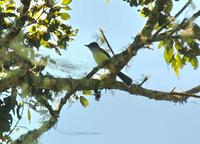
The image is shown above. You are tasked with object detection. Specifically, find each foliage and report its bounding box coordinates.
[0,0,76,142]
[124,0,200,76]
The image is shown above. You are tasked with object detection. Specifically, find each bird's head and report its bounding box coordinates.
[85,42,100,49]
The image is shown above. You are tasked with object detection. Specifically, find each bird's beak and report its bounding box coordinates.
[84,44,88,47]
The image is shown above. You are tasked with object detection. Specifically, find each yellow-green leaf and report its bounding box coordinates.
[83,90,92,96]
[28,109,31,124]
[171,58,179,77]
[64,6,71,10]
[183,55,189,63]
[175,54,183,69]
[190,57,198,69]
[174,41,182,50]
[164,38,173,50]
[29,26,36,34]
[60,13,70,20]
[18,101,24,107]
[164,48,173,64]
[61,0,72,5]
[158,41,164,48]
[6,4,15,12]
[80,96,89,108]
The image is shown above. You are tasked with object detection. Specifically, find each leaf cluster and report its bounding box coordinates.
[158,23,200,76]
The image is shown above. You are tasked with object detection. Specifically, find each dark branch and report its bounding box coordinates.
[153,0,192,37]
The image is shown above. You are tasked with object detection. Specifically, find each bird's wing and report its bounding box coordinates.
[99,48,111,58]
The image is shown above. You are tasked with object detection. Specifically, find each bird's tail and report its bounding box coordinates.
[117,72,132,86]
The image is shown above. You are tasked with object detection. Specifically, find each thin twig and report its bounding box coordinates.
[174,0,192,18]
[99,29,115,55]
[138,76,148,87]
[171,92,200,99]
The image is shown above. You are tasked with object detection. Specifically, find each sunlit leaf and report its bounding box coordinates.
[40,39,48,46]
[164,48,173,64]
[61,0,72,5]
[6,4,15,12]
[190,57,198,69]
[174,41,182,50]
[53,6,62,11]
[140,7,151,17]
[80,96,89,108]
[29,26,36,34]
[158,41,164,48]
[175,54,183,69]
[60,13,70,20]
[171,58,179,77]
[83,90,92,96]
[63,6,71,10]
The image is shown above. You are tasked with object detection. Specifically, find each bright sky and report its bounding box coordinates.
[37,0,200,144]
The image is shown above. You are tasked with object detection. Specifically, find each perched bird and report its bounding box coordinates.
[85,42,132,86]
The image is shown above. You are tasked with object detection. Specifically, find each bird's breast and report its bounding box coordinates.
[93,52,110,66]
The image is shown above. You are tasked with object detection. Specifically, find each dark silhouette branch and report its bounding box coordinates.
[153,0,192,37]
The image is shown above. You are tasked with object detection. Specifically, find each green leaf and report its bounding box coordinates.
[83,90,92,96]
[28,109,31,124]
[63,6,71,10]
[171,58,179,77]
[53,6,62,11]
[164,48,173,64]
[174,41,182,50]
[140,7,151,17]
[175,54,183,69]
[190,57,198,69]
[80,96,89,108]
[60,13,70,20]
[6,5,16,12]
[164,38,173,50]
[158,41,164,48]
[61,0,72,5]
[182,55,190,64]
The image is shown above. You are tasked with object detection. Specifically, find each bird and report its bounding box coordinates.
[85,42,132,86]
